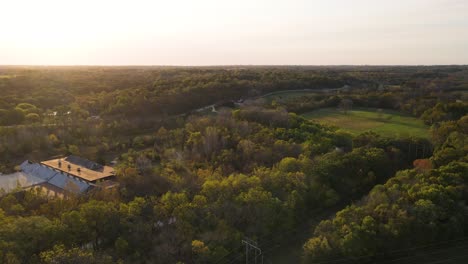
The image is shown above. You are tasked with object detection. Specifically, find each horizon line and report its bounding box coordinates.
[1,64,467,67]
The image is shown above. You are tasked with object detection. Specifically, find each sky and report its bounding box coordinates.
[1,0,468,65]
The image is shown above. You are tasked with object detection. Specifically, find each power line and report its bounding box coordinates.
[215,206,467,264]
[224,251,246,264]
[214,245,244,264]
[220,206,345,263]
[243,237,263,264]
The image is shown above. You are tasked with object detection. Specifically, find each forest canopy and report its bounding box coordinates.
[0,66,466,263]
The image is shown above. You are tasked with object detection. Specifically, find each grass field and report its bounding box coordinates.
[262,90,321,102]
[303,108,429,138]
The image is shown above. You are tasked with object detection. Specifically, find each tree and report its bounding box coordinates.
[0,216,62,262]
[67,145,80,156]
[25,113,40,123]
[40,245,113,264]
[48,134,60,146]
[339,99,353,114]
[191,240,210,263]
[15,103,39,115]
[413,159,432,172]
[75,201,120,250]
[0,109,24,125]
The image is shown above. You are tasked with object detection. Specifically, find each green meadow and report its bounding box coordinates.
[303,107,430,138]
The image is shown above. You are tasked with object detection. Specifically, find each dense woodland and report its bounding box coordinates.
[0,66,466,263]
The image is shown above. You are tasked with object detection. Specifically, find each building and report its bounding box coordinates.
[21,160,91,197]
[0,171,45,194]
[0,156,118,197]
[41,155,116,184]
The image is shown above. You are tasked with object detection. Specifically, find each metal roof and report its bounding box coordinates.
[17,160,91,194]
[47,173,90,194]
[0,172,46,193]
[20,161,58,181]
[65,155,104,171]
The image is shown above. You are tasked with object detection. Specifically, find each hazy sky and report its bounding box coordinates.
[1,0,467,65]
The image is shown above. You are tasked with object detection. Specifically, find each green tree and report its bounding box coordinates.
[40,244,113,264]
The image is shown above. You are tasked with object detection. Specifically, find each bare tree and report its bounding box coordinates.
[339,99,353,114]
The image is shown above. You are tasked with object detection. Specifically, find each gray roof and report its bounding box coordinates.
[65,155,104,172]
[0,172,46,192]
[10,160,91,194]
[20,161,58,181]
[47,173,90,193]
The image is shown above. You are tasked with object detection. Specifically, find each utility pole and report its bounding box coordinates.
[242,238,263,264]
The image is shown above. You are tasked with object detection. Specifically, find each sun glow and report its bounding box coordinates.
[1,0,467,65]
